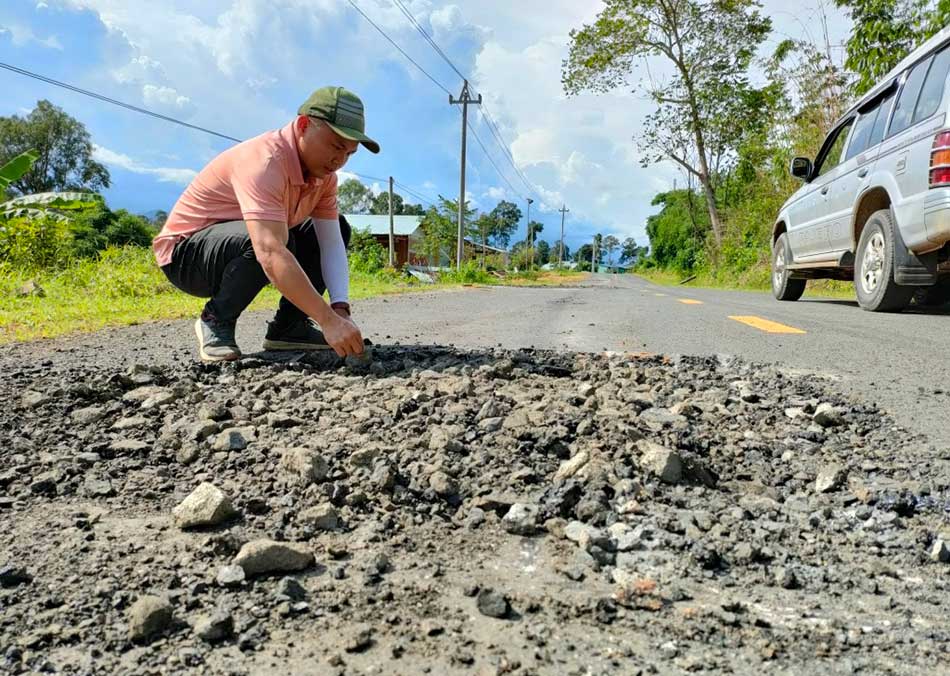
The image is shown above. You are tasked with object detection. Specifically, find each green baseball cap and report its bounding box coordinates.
[298,86,380,154]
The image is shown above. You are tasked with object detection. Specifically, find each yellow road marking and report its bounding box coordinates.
[729,315,806,334]
[678,299,703,305]
[654,293,667,297]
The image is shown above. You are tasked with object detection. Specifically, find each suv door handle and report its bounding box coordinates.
[857,167,869,178]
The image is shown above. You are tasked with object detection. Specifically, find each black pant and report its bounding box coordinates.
[160,216,351,324]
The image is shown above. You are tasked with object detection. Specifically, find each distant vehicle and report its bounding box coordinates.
[771,26,950,311]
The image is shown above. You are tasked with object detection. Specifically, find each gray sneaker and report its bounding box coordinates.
[194,312,241,362]
[262,317,331,351]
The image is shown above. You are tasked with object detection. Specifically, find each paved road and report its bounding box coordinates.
[4,273,948,446]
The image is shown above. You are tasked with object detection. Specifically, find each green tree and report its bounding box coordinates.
[563,0,771,249]
[370,190,400,215]
[602,235,620,267]
[401,202,425,215]
[0,100,110,196]
[338,178,373,214]
[535,239,551,264]
[835,0,950,95]
[620,236,644,264]
[419,204,455,268]
[487,200,522,248]
[550,240,571,265]
[644,189,709,272]
[150,210,168,229]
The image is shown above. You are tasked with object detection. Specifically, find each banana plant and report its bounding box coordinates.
[1,191,103,221]
[0,149,102,222]
[0,150,38,190]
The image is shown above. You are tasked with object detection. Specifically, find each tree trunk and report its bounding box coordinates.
[696,165,722,250]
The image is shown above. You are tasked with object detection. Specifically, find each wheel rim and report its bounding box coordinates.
[773,246,786,290]
[860,231,886,295]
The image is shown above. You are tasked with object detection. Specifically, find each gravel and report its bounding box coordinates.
[1,345,949,674]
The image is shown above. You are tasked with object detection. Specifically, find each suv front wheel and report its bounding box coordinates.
[772,233,806,301]
[854,209,914,312]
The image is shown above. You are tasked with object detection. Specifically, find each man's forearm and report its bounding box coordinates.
[260,248,333,324]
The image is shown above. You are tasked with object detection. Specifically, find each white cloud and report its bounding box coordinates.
[485,185,506,201]
[142,84,193,111]
[1,21,62,49]
[93,145,197,184]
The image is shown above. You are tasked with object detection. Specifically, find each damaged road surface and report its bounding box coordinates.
[2,345,949,675]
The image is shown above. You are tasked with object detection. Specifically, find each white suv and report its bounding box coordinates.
[771,26,950,311]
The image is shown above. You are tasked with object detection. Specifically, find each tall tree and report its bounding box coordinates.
[0,100,110,195]
[370,190,402,216]
[835,0,950,95]
[535,239,551,264]
[620,236,642,264]
[563,0,771,249]
[602,235,620,267]
[527,220,543,240]
[488,200,523,248]
[338,178,373,214]
[475,213,495,267]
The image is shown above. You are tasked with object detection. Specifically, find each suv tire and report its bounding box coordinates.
[854,209,914,312]
[772,233,806,301]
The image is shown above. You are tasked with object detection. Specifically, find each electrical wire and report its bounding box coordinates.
[0,62,242,143]
[384,0,543,202]
[344,0,453,97]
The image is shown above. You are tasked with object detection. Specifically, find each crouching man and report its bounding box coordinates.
[152,86,378,361]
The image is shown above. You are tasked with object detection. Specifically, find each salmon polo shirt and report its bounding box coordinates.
[152,120,339,267]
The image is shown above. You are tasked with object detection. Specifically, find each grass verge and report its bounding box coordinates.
[0,249,591,345]
[0,247,433,344]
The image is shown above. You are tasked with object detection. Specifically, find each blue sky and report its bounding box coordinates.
[0,0,851,253]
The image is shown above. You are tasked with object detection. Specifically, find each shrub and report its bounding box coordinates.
[348,226,386,274]
[0,215,73,269]
[439,260,493,284]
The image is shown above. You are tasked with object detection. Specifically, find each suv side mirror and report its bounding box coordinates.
[790,157,813,181]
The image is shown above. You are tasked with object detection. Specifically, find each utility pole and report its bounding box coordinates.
[557,205,569,269]
[450,80,481,269]
[526,197,534,269]
[388,176,395,268]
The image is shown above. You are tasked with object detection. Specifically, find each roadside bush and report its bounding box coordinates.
[0,215,73,269]
[439,260,493,284]
[70,205,154,256]
[52,246,173,298]
[348,226,386,274]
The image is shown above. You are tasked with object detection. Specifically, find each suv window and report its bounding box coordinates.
[913,46,950,123]
[889,55,933,136]
[816,119,855,178]
[846,108,879,161]
[868,90,896,148]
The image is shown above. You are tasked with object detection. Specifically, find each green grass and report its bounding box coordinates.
[0,248,593,344]
[0,247,434,344]
[634,267,856,301]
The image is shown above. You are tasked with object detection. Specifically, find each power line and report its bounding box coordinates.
[463,113,523,199]
[393,179,437,206]
[383,0,543,203]
[391,0,466,82]
[344,0,453,97]
[479,107,539,196]
[0,61,442,209]
[0,61,242,143]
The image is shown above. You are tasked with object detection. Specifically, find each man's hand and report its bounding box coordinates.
[331,301,351,319]
[322,312,364,357]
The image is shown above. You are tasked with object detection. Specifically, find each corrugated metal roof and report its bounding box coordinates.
[343,214,423,236]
